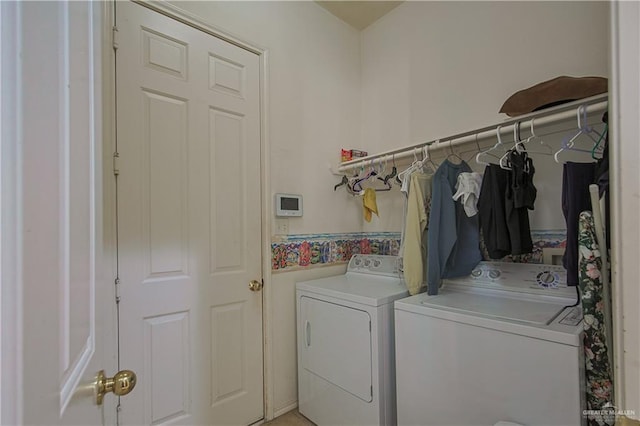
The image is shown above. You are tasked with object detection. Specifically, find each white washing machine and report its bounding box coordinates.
[296,254,409,425]
[394,261,585,426]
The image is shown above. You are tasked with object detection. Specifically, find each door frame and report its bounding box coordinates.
[103,1,275,421]
[609,0,640,416]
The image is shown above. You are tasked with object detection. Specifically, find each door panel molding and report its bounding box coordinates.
[58,2,98,412]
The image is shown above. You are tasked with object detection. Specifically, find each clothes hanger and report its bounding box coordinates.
[333,164,361,194]
[498,149,513,170]
[333,175,348,191]
[393,154,403,185]
[422,145,439,173]
[353,159,394,193]
[521,117,553,156]
[397,147,421,183]
[569,104,603,145]
[499,122,537,170]
[382,155,398,184]
[591,123,608,160]
[446,139,463,164]
[352,160,378,192]
[513,122,527,153]
[476,125,507,166]
[374,157,385,182]
[373,177,393,192]
[459,134,483,163]
[346,165,366,194]
[498,124,523,170]
[373,157,393,191]
[501,122,539,173]
[591,109,609,159]
[554,105,604,163]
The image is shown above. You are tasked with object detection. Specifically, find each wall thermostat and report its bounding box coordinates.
[275,193,303,217]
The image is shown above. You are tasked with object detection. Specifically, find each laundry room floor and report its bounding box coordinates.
[264,410,315,426]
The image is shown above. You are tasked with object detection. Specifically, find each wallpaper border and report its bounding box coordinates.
[271,230,567,272]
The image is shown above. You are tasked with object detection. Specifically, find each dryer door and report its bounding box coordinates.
[300,296,373,402]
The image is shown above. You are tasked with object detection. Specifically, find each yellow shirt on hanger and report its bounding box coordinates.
[402,172,432,295]
[363,187,378,222]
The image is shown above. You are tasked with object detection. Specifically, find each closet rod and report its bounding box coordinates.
[338,93,608,173]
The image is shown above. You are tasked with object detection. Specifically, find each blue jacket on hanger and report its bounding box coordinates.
[427,159,482,295]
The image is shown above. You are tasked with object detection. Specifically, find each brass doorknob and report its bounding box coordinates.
[95,369,137,405]
[249,279,263,291]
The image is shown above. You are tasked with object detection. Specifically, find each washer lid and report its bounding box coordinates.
[296,273,408,307]
[420,291,567,325]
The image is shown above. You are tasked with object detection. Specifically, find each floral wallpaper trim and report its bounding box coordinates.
[271,232,400,271]
[271,230,567,272]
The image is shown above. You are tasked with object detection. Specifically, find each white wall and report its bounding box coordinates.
[361,1,610,232]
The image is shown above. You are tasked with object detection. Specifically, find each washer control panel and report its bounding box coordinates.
[559,306,583,326]
[446,261,573,298]
[536,270,562,289]
[348,254,400,277]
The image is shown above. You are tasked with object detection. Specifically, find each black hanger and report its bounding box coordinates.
[334,175,348,191]
[352,170,377,192]
[383,166,397,184]
[375,179,392,192]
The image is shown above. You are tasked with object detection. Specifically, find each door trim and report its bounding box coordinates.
[1,3,22,424]
[609,0,640,415]
[100,1,119,423]
[104,1,275,421]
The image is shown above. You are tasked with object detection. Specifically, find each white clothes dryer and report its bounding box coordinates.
[394,261,585,426]
[296,254,409,425]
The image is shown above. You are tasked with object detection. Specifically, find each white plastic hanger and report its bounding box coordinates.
[521,117,553,156]
[498,149,512,170]
[498,124,524,170]
[422,145,438,173]
[396,147,421,187]
[476,125,507,166]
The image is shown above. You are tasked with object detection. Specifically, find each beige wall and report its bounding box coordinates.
[361,1,610,232]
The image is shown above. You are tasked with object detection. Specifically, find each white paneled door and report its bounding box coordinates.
[5,1,113,424]
[115,3,264,425]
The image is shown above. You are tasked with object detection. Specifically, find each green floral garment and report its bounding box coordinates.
[578,211,614,426]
